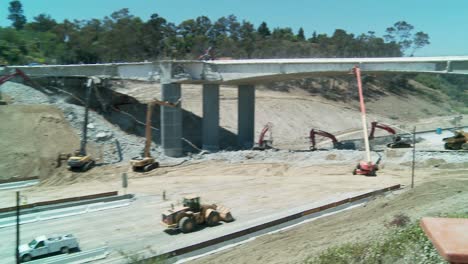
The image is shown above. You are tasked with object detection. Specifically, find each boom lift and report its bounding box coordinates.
[130,99,180,172]
[67,78,96,172]
[309,129,355,151]
[352,66,379,176]
[253,122,274,150]
[369,121,411,148]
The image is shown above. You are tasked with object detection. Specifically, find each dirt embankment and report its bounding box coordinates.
[192,177,468,264]
[0,105,82,180]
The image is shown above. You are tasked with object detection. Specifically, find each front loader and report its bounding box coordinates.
[161,196,234,233]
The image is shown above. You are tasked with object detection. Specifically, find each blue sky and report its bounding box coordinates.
[1,0,466,56]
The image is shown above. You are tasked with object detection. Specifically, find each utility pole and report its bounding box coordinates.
[16,191,20,264]
[411,127,416,189]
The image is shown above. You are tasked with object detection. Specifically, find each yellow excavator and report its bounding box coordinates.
[130,99,180,172]
[67,78,97,172]
[443,130,468,150]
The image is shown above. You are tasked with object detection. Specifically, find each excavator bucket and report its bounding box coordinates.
[215,204,234,222]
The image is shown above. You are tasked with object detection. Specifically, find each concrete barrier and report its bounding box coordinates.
[28,247,109,264]
[0,195,134,228]
[0,179,39,190]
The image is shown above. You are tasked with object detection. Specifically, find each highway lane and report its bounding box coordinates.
[0,190,370,263]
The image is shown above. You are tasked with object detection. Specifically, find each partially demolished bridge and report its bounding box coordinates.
[3,56,468,157]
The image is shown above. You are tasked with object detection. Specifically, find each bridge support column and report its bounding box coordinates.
[202,84,220,151]
[161,83,183,157]
[238,85,255,149]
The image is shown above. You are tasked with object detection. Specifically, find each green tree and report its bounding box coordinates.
[8,0,27,30]
[297,27,305,41]
[411,31,430,56]
[257,21,271,38]
[28,14,57,32]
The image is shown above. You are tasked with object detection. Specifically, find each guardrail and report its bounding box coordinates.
[0,191,119,214]
[0,178,40,191]
[28,247,109,264]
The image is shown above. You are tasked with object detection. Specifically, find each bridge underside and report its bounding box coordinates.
[2,56,468,156]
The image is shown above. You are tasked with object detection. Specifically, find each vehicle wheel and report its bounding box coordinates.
[206,211,220,226]
[352,169,357,175]
[22,254,32,262]
[179,216,196,233]
[368,170,377,177]
[61,246,69,254]
[143,163,157,172]
[462,143,468,150]
[223,212,234,222]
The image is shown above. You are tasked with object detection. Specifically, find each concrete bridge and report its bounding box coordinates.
[2,56,468,157]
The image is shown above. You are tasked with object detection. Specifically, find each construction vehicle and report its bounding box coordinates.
[130,99,180,172]
[369,121,412,148]
[351,66,379,176]
[0,68,34,87]
[161,196,234,233]
[309,129,355,151]
[443,130,468,150]
[253,122,274,150]
[67,78,96,172]
[353,152,382,176]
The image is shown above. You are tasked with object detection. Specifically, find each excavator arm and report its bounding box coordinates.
[368,121,396,139]
[309,129,339,150]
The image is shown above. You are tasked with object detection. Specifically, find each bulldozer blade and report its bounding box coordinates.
[216,205,234,222]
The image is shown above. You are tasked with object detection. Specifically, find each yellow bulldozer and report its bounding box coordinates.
[161,196,234,233]
[443,130,468,150]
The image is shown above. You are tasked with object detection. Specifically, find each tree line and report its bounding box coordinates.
[1,0,430,65]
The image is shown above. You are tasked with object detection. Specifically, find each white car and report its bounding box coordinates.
[19,234,79,262]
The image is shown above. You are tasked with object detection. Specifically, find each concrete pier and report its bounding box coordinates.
[161,83,182,157]
[202,84,220,151]
[238,85,255,149]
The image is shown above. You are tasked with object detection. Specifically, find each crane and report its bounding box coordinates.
[67,78,97,172]
[130,99,180,172]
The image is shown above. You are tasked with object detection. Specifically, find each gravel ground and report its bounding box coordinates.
[0,82,186,164]
[1,81,465,167]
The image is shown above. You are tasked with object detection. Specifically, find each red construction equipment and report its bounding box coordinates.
[369,121,412,148]
[253,122,273,150]
[0,68,34,86]
[309,129,355,151]
[352,66,378,176]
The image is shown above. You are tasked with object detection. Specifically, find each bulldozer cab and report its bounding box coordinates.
[183,196,201,212]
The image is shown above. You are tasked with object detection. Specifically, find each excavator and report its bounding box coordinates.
[443,130,468,150]
[369,121,411,148]
[0,69,37,104]
[67,78,96,172]
[309,129,355,151]
[130,99,180,172]
[252,122,274,150]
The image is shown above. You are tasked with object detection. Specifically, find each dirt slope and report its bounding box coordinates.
[0,105,81,179]
[191,176,468,264]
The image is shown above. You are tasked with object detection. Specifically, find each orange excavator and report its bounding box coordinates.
[309,129,355,151]
[253,123,274,150]
[369,121,412,148]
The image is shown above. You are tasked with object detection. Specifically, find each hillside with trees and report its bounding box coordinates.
[1,1,466,112]
[1,1,430,65]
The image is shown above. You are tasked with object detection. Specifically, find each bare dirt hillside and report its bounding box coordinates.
[191,177,468,264]
[0,105,83,179]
